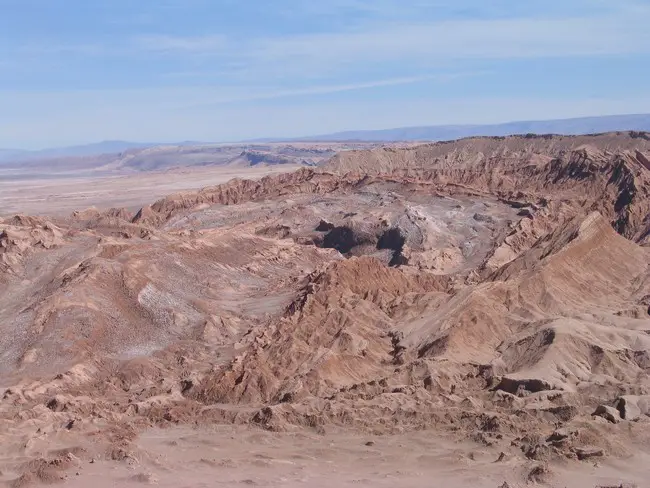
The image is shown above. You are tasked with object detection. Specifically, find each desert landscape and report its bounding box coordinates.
[0,131,649,487]
[0,142,382,216]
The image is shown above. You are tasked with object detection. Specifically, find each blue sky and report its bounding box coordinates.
[1,0,650,148]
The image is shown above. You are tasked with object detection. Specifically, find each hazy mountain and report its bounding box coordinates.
[3,114,650,164]
[297,114,650,142]
[0,142,368,175]
[0,140,228,164]
[0,149,29,161]
[0,141,159,162]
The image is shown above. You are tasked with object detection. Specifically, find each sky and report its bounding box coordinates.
[1,0,650,149]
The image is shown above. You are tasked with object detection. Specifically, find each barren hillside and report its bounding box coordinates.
[1,132,649,487]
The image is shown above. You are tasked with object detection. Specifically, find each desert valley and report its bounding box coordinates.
[0,132,649,487]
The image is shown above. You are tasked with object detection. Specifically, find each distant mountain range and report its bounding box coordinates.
[0,141,155,163]
[296,114,650,142]
[0,149,29,160]
[2,114,650,162]
[0,140,215,163]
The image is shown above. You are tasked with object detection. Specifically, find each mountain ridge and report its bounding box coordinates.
[296,113,650,142]
[3,114,650,161]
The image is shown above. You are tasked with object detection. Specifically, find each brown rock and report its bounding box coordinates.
[614,395,650,421]
[593,404,621,424]
[574,447,604,460]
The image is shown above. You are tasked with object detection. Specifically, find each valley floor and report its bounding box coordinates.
[2,425,646,488]
[0,165,302,217]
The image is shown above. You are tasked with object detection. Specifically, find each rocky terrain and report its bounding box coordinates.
[0,141,382,218]
[1,132,650,487]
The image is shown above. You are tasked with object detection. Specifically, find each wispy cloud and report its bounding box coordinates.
[136,34,228,54]
[4,1,649,84]
[128,7,650,84]
[280,0,648,20]
[1,0,649,147]
[17,43,108,56]
[175,72,483,108]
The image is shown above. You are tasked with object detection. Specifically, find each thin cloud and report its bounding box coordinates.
[5,3,648,82]
[136,34,228,53]
[176,72,484,109]
[131,10,650,68]
[1,0,648,147]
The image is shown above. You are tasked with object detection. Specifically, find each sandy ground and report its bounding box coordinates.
[5,425,644,488]
[0,165,302,217]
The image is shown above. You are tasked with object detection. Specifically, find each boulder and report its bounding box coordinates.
[546,427,578,444]
[593,404,621,424]
[574,447,604,460]
[614,395,650,421]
